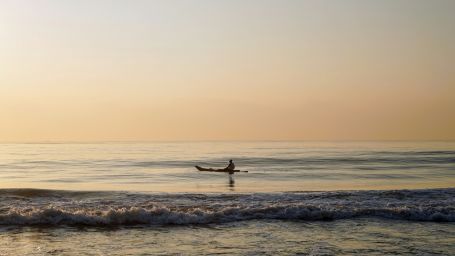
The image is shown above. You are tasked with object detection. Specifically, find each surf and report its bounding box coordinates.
[0,188,454,226]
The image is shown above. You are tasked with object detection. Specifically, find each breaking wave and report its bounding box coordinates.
[0,188,454,226]
[1,205,454,226]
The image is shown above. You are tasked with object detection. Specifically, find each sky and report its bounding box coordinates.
[1,0,454,142]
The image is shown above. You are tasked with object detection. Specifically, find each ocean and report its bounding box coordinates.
[0,142,454,255]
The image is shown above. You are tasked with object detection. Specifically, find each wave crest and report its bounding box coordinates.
[1,204,454,226]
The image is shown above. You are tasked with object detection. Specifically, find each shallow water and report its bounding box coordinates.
[1,219,454,255]
[0,142,454,255]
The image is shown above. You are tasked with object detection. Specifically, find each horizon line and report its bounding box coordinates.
[1,139,455,144]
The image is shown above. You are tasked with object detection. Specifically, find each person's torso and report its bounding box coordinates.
[227,163,235,170]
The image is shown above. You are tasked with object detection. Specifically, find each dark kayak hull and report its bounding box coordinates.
[195,166,246,173]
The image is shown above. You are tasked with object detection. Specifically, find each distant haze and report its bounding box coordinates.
[1,0,454,141]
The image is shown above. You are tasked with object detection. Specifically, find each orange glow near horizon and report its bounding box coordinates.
[1,0,454,142]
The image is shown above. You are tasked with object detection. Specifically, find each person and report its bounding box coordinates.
[225,159,235,171]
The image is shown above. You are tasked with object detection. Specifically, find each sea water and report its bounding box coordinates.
[0,142,454,255]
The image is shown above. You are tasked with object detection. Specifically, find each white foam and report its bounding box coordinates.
[1,203,454,226]
[1,188,454,226]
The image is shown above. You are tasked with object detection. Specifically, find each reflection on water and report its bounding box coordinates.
[0,219,453,255]
[0,142,454,256]
[229,174,235,185]
[228,174,235,191]
[0,141,454,192]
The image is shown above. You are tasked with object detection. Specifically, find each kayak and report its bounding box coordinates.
[195,165,247,173]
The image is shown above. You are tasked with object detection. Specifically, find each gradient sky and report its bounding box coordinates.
[1,0,454,141]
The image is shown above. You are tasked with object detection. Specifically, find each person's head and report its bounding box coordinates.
[229,159,233,163]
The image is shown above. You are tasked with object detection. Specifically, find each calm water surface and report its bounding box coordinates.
[1,141,454,192]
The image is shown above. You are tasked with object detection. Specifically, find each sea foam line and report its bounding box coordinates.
[1,204,453,226]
